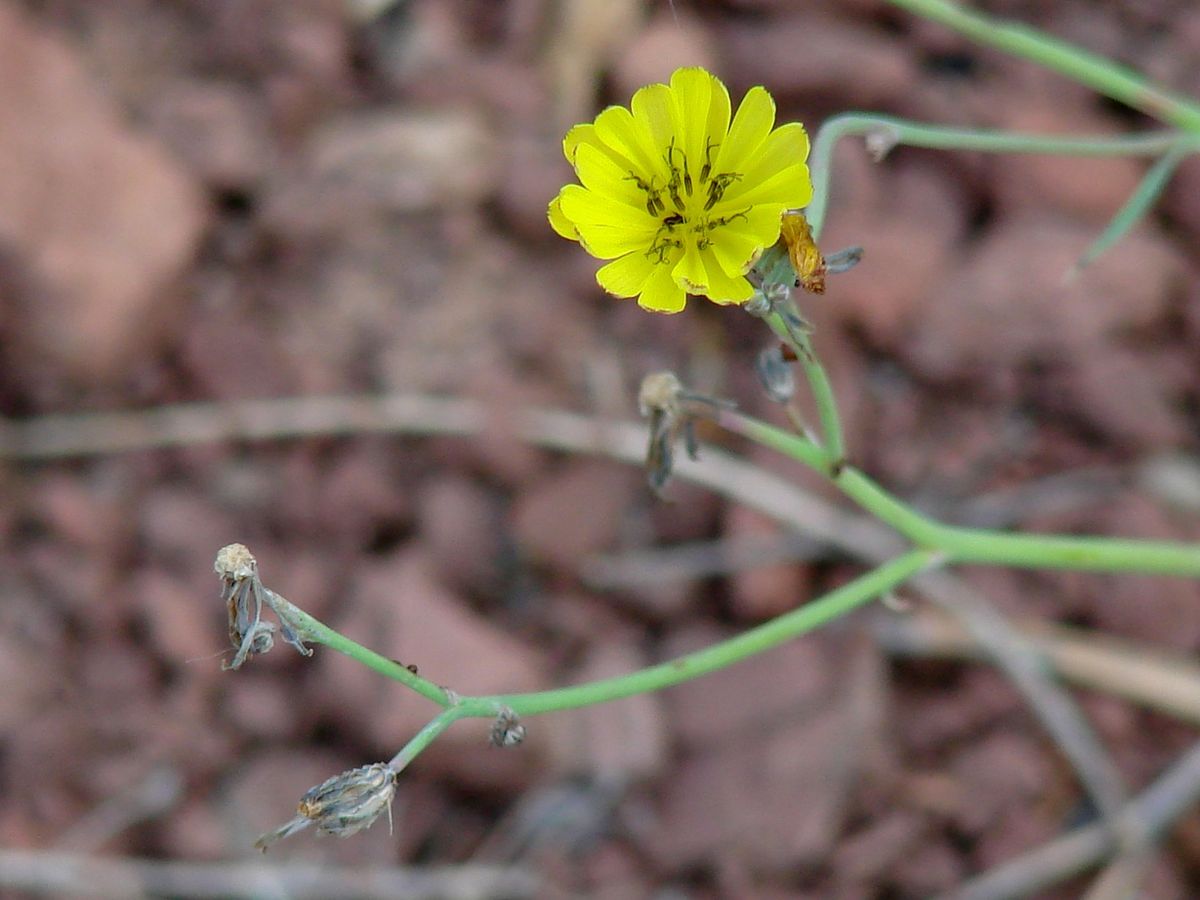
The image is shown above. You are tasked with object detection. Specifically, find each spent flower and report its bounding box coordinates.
[549,67,812,313]
[639,371,734,495]
[255,763,398,851]
[216,543,314,669]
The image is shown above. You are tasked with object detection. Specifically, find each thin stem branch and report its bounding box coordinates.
[286,550,935,721]
[806,113,1200,238]
[881,0,1200,133]
[475,550,936,715]
[274,594,454,707]
[722,412,1200,578]
[1072,145,1191,273]
[388,708,467,769]
[761,310,846,469]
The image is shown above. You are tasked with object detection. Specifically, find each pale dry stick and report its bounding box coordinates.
[942,739,1200,900]
[56,766,184,853]
[581,531,830,591]
[0,395,1128,828]
[877,609,1200,727]
[0,849,537,899]
[584,468,1125,590]
[1082,851,1155,900]
[913,571,1127,819]
[0,394,890,553]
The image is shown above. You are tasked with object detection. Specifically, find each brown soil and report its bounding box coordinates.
[3,1,1200,896]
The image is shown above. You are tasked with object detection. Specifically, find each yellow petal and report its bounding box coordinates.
[715,203,786,248]
[574,222,658,259]
[668,68,714,180]
[630,82,679,162]
[563,123,597,165]
[558,184,657,229]
[596,252,655,297]
[722,164,812,211]
[703,75,732,165]
[739,123,810,185]
[713,85,775,177]
[707,226,765,276]
[575,143,647,209]
[698,247,756,304]
[638,256,687,313]
[672,240,708,292]
[593,105,663,183]
[547,194,578,241]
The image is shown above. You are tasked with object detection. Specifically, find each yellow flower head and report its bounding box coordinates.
[548,67,812,314]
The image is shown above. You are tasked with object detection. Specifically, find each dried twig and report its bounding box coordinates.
[876,607,1200,727]
[942,740,1200,900]
[0,848,537,899]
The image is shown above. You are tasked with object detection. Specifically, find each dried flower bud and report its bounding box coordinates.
[217,543,276,671]
[638,371,684,419]
[216,543,313,669]
[755,345,796,403]
[637,371,736,496]
[215,542,257,581]
[489,707,526,748]
[255,763,398,852]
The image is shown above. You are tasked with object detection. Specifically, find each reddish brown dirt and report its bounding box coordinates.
[3,1,1200,896]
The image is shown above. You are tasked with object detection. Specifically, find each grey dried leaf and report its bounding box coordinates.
[755,345,796,403]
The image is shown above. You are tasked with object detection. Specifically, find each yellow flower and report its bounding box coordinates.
[548,67,812,314]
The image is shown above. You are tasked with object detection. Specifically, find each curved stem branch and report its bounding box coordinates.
[806,113,1200,238]
[476,550,936,715]
[722,412,1200,577]
[761,310,846,469]
[387,708,467,770]
[881,0,1200,133]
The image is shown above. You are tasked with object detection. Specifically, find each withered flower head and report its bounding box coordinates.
[216,543,313,670]
[255,763,398,852]
[638,371,733,496]
[216,543,276,670]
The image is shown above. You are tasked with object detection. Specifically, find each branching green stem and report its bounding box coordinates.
[240,1,1200,812]
[723,412,1200,578]
[299,550,937,739]
[387,708,466,770]
[806,114,1200,238]
[881,0,1200,133]
[278,600,454,707]
[478,550,936,715]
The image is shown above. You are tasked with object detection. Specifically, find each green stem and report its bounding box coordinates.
[724,412,1200,578]
[280,551,934,719]
[806,114,1200,238]
[476,550,936,715]
[280,601,454,707]
[882,0,1200,133]
[387,707,465,770]
[761,309,846,469]
[1073,146,1191,272]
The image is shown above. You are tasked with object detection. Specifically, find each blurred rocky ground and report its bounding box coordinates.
[2,0,1200,896]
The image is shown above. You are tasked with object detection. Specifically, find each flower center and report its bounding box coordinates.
[627,140,747,266]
